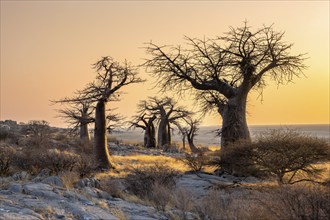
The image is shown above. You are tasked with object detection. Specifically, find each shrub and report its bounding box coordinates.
[25,120,52,147]
[41,149,80,175]
[149,181,172,211]
[259,184,330,220]
[180,152,209,172]
[12,147,80,175]
[193,184,329,220]
[0,146,13,176]
[76,153,97,178]
[125,163,178,198]
[12,148,43,174]
[0,125,10,141]
[101,178,125,198]
[218,129,330,184]
[212,139,266,177]
[59,171,81,188]
[171,187,195,219]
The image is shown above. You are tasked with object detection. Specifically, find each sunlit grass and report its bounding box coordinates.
[207,145,221,152]
[96,154,189,179]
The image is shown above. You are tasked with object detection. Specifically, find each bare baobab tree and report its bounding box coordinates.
[106,109,125,134]
[55,57,143,169]
[54,100,94,141]
[175,117,201,153]
[76,56,144,169]
[129,114,157,148]
[138,97,190,149]
[144,23,306,164]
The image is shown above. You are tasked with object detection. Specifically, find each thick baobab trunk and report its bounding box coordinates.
[219,94,250,168]
[157,118,170,148]
[144,126,156,148]
[94,101,113,169]
[142,117,156,148]
[80,122,90,141]
[149,123,156,148]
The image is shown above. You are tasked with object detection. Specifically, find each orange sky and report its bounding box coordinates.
[1,1,329,127]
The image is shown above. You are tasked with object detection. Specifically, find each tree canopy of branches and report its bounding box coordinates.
[136,97,190,149]
[144,23,306,164]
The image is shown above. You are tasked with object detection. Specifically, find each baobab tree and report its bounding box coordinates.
[55,57,143,169]
[54,100,94,140]
[130,114,157,148]
[106,109,125,134]
[144,23,306,163]
[138,97,190,148]
[174,117,200,153]
[78,57,144,169]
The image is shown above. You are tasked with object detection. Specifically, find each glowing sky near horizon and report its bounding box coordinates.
[0,1,329,127]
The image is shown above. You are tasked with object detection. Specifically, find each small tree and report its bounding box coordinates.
[174,116,200,153]
[130,114,157,148]
[138,97,189,148]
[54,100,94,140]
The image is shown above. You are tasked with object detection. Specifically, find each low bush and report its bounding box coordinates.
[101,178,125,198]
[193,183,330,220]
[149,181,172,211]
[125,163,178,198]
[12,148,43,174]
[180,152,209,172]
[257,184,330,220]
[218,129,330,183]
[0,146,13,176]
[171,187,195,219]
[12,147,80,175]
[76,153,97,178]
[41,149,80,175]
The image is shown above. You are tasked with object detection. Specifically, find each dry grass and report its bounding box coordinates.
[96,154,188,179]
[110,208,127,220]
[59,170,80,188]
[207,145,221,152]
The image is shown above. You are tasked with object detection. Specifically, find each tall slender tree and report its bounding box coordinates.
[81,57,143,169]
[54,56,143,169]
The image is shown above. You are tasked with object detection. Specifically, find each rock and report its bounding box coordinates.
[62,190,94,205]
[12,171,30,181]
[75,177,101,189]
[8,183,22,193]
[22,183,63,200]
[37,168,52,178]
[41,176,65,188]
[108,198,168,220]
[0,203,43,220]
[81,187,112,200]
